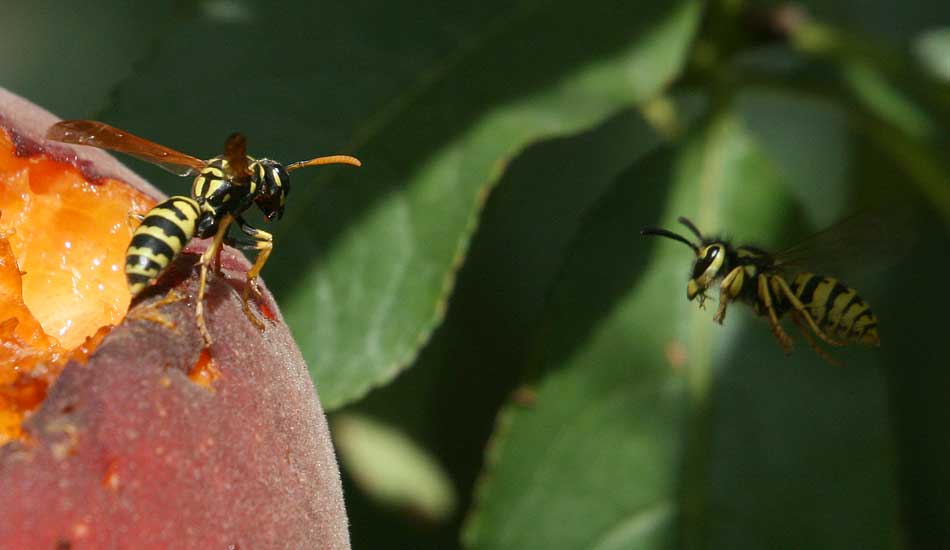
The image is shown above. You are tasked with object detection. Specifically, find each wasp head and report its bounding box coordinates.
[641,217,727,304]
[687,243,726,301]
[252,159,290,221]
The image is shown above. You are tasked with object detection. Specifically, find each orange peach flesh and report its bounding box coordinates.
[0,128,154,444]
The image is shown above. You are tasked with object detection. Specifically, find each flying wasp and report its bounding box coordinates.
[46,120,361,346]
[640,217,881,364]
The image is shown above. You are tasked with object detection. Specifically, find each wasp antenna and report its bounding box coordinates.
[286,155,362,171]
[640,227,699,254]
[677,217,704,241]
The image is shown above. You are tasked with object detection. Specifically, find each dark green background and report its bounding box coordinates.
[3,1,948,548]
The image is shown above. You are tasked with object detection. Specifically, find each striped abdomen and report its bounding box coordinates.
[126,196,200,296]
[786,273,879,345]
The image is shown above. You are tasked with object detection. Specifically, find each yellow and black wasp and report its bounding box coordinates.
[641,216,881,364]
[46,120,361,346]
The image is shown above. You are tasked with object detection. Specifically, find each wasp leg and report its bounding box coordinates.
[714,266,745,324]
[224,235,260,250]
[790,312,844,367]
[235,216,273,333]
[126,211,145,231]
[213,240,224,274]
[758,274,793,353]
[126,289,187,333]
[770,276,845,347]
[195,214,235,347]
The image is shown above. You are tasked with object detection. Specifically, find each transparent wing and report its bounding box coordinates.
[773,208,913,279]
[47,120,206,177]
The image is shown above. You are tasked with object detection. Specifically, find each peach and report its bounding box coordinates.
[0,88,349,549]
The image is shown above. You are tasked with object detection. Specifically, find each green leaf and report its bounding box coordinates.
[796,0,950,43]
[779,17,950,218]
[741,88,950,549]
[338,106,679,549]
[0,2,173,117]
[877,228,950,548]
[841,61,935,140]
[101,0,702,408]
[463,110,904,549]
[845,130,950,550]
[737,91,851,225]
[333,413,457,522]
[915,28,950,82]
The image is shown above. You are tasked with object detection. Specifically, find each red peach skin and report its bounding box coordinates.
[0,88,351,549]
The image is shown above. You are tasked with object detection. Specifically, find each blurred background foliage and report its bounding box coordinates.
[3,0,949,548]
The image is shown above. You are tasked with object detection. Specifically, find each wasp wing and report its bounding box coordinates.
[773,208,912,280]
[222,132,251,186]
[47,120,206,177]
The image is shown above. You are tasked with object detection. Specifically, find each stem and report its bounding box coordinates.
[677,108,736,550]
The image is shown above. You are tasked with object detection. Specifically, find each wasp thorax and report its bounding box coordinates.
[687,243,726,300]
[252,159,290,221]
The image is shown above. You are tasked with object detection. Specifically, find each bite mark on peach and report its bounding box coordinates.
[0,127,154,348]
[0,125,155,445]
[188,347,222,390]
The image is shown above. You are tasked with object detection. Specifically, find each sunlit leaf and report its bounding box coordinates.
[915,28,950,82]
[334,413,457,523]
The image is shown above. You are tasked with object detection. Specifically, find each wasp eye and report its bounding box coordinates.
[692,246,719,279]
